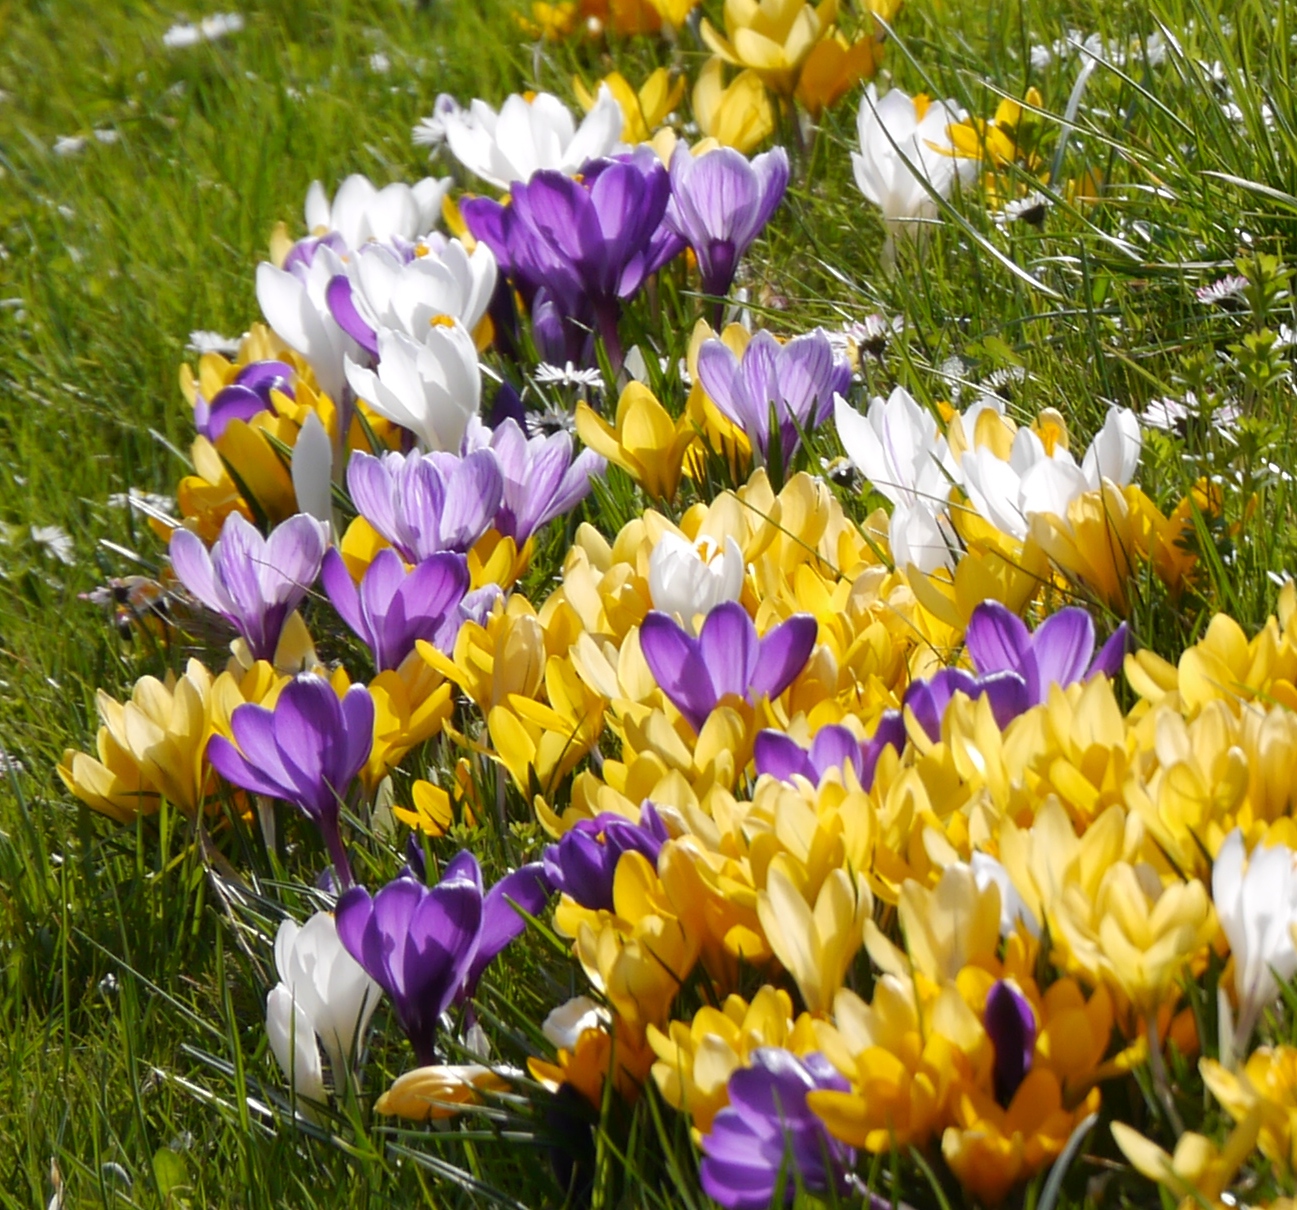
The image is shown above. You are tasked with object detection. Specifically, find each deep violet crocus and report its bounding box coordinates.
[542,806,669,912]
[320,547,470,671]
[753,713,905,791]
[347,447,504,563]
[965,600,1128,706]
[664,144,790,308]
[169,511,328,662]
[207,675,374,888]
[699,1049,855,1210]
[985,980,1037,1108]
[194,359,296,442]
[335,852,550,1064]
[696,329,850,466]
[902,667,1031,743]
[638,601,817,733]
[462,155,672,369]
[463,417,604,544]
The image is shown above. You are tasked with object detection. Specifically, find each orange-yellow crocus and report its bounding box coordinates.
[701,0,840,97]
[795,30,885,117]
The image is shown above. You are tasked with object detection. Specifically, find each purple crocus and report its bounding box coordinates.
[335,852,550,1064]
[985,980,1036,1108]
[347,448,504,562]
[965,600,1128,706]
[207,674,374,887]
[169,512,327,662]
[696,329,850,467]
[194,360,297,442]
[699,1049,855,1210]
[462,155,671,368]
[462,418,603,544]
[542,806,669,912]
[664,144,790,309]
[638,602,817,733]
[902,667,1031,742]
[753,713,905,791]
[320,547,469,671]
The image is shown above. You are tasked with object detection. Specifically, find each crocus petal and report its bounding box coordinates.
[749,614,817,704]
[964,600,1031,676]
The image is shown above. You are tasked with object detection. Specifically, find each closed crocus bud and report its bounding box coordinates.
[274,912,382,1087]
[1214,829,1297,1056]
[265,984,327,1110]
[648,532,745,633]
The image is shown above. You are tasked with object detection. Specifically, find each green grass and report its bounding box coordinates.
[3,0,1297,1205]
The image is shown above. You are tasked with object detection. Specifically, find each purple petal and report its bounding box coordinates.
[808,724,864,782]
[321,547,367,646]
[169,528,228,616]
[1024,608,1095,704]
[753,730,813,782]
[464,863,552,997]
[326,274,379,360]
[335,684,376,789]
[696,339,747,431]
[1089,622,1129,680]
[438,450,504,552]
[347,452,402,554]
[749,614,817,704]
[206,385,271,442]
[207,732,289,801]
[639,611,716,732]
[699,601,760,702]
[965,601,1031,676]
[986,980,1036,1107]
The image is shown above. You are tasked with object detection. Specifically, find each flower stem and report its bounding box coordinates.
[1145,1013,1185,1135]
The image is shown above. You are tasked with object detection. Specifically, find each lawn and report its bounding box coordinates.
[3,0,1297,1206]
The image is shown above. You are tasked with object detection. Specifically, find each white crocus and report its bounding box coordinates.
[834,388,956,573]
[344,323,480,452]
[439,86,624,189]
[343,235,498,340]
[648,532,744,632]
[852,85,977,250]
[256,246,358,403]
[1213,829,1297,1058]
[961,405,1142,542]
[303,173,451,248]
[265,985,327,1108]
[272,912,382,1087]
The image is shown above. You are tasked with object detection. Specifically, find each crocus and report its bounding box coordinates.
[347,448,504,562]
[269,911,382,1092]
[696,328,850,466]
[833,387,955,574]
[852,85,976,251]
[638,601,817,732]
[1213,829,1297,1056]
[692,57,776,154]
[699,1049,855,1210]
[648,531,744,632]
[463,418,603,545]
[344,322,481,453]
[542,807,669,912]
[964,600,1128,706]
[699,0,839,96]
[207,675,374,887]
[194,359,295,442]
[256,244,360,403]
[336,852,550,1064]
[462,156,672,368]
[169,512,327,662]
[325,235,497,357]
[984,980,1036,1108]
[321,548,470,671]
[664,144,789,304]
[753,712,905,790]
[902,667,1030,741]
[302,173,451,248]
[960,406,1142,542]
[437,87,624,189]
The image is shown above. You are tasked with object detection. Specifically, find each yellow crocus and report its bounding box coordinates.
[1112,1113,1262,1210]
[756,864,872,1013]
[645,0,699,24]
[393,779,454,837]
[516,1,578,39]
[58,659,218,821]
[1203,1047,1297,1171]
[898,864,1003,985]
[701,0,839,97]
[575,383,697,503]
[574,68,684,145]
[692,57,776,154]
[947,89,1046,172]
[419,594,547,714]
